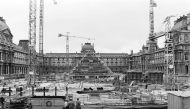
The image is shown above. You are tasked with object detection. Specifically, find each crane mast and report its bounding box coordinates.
[147,0,158,54]
[39,0,56,77]
[29,0,37,73]
[66,32,70,73]
[66,32,70,56]
[39,0,44,76]
[28,0,37,85]
[39,0,44,56]
[39,0,56,55]
[149,15,176,89]
[58,32,72,73]
[148,0,175,88]
[164,16,175,89]
[149,0,156,40]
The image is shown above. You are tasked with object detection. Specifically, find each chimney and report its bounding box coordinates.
[0,17,5,23]
[130,50,133,55]
[18,40,29,52]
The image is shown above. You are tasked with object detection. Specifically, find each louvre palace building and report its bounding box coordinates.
[0,13,190,84]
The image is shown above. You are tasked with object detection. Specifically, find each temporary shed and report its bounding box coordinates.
[168,91,190,109]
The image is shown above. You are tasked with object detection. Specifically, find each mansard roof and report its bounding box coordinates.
[0,18,9,32]
[0,18,13,45]
[99,53,128,57]
[12,43,28,54]
[45,53,81,57]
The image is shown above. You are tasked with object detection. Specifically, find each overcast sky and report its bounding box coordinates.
[0,0,190,53]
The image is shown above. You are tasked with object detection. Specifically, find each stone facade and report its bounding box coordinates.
[126,13,190,84]
[12,40,29,78]
[172,14,190,82]
[0,17,29,79]
[0,14,190,83]
[125,48,165,84]
[124,71,143,83]
[43,53,80,75]
[41,43,129,77]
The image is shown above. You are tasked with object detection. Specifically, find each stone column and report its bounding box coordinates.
[6,65,7,74]
[21,67,22,74]
[4,65,5,75]
[15,66,16,74]
[23,67,25,74]
[20,67,22,74]
[14,66,16,74]
[15,66,17,75]
[5,65,7,74]
[22,67,24,74]
[24,67,25,74]
[2,65,4,75]
[0,52,2,60]
[0,65,2,75]
[7,65,9,75]
[12,66,14,74]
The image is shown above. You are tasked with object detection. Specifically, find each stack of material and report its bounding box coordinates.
[9,97,28,109]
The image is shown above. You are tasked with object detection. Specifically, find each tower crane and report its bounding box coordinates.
[39,0,57,55]
[58,32,95,73]
[28,0,37,86]
[29,0,37,73]
[28,0,57,85]
[149,0,157,40]
[39,0,44,79]
[163,15,190,89]
[147,0,158,61]
[150,15,176,89]
[163,16,176,87]
[147,0,175,89]
[39,0,57,77]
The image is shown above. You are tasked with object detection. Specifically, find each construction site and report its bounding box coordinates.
[0,0,190,109]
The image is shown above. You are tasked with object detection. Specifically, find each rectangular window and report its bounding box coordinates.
[184,34,189,43]
[185,46,188,50]
[185,52,188,60]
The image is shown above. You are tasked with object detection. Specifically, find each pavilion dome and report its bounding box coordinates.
[81,43,95,53]
[0,17,13,44]
[0,17,9,32]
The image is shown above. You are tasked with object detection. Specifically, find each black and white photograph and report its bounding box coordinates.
[0,0,190,109]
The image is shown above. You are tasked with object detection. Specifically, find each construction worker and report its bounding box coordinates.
[66,98,75,109]
[0,97,5,109]
[66,86,68,92]
[62,100,68,109]
[75,98,81,109]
